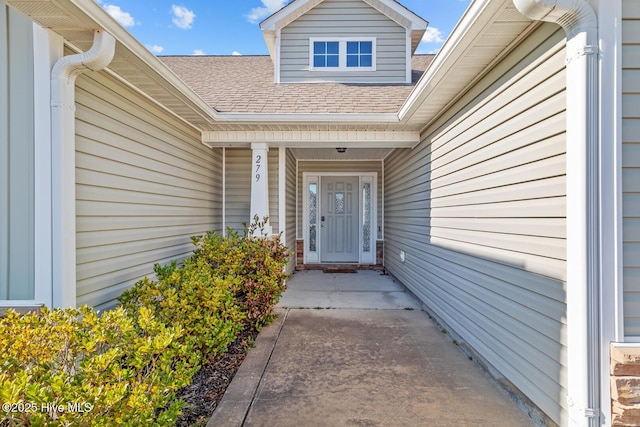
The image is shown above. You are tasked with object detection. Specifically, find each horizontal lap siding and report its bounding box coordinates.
[297,161,382,240]
[385,24,567,425]
[280,0,406,83]
[286,149,297,272]
[225,148,279,234]
[623,0,640,336]
[75,72,222,310]
[0,7,34,300]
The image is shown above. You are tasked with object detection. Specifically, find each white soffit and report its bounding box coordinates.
[399,0,535,130]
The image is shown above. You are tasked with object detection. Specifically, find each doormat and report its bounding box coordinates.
[323,268,358,274]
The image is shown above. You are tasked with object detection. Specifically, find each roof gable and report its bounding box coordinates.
[260,0,428,59]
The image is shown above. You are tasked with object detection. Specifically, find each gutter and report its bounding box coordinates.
[512,1,600,425]
[51,30,115,308]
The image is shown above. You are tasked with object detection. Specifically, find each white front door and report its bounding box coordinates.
[320,176,359,263]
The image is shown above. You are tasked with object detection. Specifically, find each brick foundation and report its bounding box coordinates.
[611,344,640,426]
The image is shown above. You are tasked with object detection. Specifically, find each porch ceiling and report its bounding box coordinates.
[290,148,393,160]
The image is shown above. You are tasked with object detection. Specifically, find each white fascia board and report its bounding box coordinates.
[260,0,322,31]
[213,112,399,123]
[362,0,428,30]
[202,130,420,147]
[398,0,497,122]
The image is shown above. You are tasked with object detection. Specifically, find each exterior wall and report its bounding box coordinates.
[384,24,567,425]
[622,0,640,336]
[225,148,280,234]
[297,160,382,241]
[225,148,251,232]
[0,6,35,300]
[285,149,297,272]
[280,0,406,83]
[74,71,222,310]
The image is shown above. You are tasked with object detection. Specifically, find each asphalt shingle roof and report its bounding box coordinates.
[159,55,433,114]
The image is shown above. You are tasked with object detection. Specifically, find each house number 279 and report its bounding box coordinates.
[255,155,261,182]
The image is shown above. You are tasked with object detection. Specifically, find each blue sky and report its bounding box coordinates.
[96,0,473,56]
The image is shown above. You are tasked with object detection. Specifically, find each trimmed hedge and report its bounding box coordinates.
[0,219,288,426]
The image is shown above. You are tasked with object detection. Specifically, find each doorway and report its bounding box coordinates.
[303,173,376,264]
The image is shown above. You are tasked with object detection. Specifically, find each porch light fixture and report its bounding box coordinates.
[336,148,347,153]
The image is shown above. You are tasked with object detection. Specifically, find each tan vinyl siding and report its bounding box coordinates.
[384,24,567,425]
[297,161,382,240]
[225,149,251,232]
[225,148,279,234]
[75,71,222,310]
[280,0,407,83]
[0,6,35,300]
[286,149,297,272]
[623,0,640,336]
[269,149,279,234]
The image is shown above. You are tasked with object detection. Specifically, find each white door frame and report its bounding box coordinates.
[303,172,377,264]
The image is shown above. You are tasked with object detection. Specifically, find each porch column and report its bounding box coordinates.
[250,143,272,236]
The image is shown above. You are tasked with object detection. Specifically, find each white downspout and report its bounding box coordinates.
[51,30,115,308]
[512,1,599,426]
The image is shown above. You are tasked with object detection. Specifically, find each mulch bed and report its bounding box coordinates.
[174,327,260,427]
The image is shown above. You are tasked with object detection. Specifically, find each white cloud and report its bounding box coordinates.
[147,45,164,54]
[172,5,196,29]
[246,0,289,24]
[193,49,205,56]
[102,4,136,28]
[422,27,444,44]
[232,51,242,56]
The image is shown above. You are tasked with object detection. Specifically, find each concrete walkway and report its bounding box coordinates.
[208,270,535,427]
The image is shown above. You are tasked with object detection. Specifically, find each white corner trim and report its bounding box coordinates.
[598,0,623,425]
[513,1,600,425]
[222,147,226,233]
[279,148,286,242]
[51,30,115,308]
[405,29,412,84]
[275,28,281,84]
[33,24,61,308]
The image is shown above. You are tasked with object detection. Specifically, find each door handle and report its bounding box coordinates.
[321,216,325,227]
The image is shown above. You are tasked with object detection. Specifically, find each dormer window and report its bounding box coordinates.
[346,41,373,67]
[313,41,339,67]
[309,38,376,71]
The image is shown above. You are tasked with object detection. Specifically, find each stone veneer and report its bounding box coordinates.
[611,344,640,426]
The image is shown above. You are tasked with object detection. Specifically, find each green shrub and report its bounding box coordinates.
[0,218,288,426]
[118,256,245,361]
[191,217,289,330]
[0,306,198,426]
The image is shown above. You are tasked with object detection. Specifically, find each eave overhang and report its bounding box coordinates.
[4,0,538,150]
[398,0,537,133]
[3,0,221,131]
